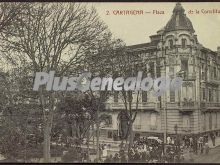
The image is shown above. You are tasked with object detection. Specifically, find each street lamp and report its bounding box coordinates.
[83,110,91,162]
[174,124,181,162]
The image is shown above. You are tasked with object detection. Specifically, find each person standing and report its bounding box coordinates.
[198,136,203,149]
[167,136,171,144]
[204,142,209,155]
[189,137,193,148]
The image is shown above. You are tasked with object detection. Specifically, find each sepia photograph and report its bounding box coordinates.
[0,1,220,163]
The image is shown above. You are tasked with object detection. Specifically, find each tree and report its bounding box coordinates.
[0,3,108,162]
[112,46,151,150]
[0,3,28,32]
[0,48,45,162]
[54,93,106,162]
[82,33,126,160]
[0,66,44,161]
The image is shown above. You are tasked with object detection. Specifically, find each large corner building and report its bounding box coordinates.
[101,3,220,140]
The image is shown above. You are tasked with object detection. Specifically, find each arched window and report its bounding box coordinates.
[182,38,187,48]
[168,39,173,49]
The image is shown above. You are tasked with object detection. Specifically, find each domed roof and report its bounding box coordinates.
[164,3,195,33]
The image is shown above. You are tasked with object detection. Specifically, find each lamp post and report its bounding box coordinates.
[174,124,181,162]
[84,110,91,162]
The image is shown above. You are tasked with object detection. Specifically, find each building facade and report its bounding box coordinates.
[100,3,220,140]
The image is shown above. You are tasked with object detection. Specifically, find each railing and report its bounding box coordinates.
[177,47,191,54]
[165,49,176,54]
[166,102,180,108]
[207,77,219,84]
[182,101,194,107]
[200,102,220,110]
[206,102,220,108]
[105,102,158,110]
[179,101,196,112]
[183,73,196,80]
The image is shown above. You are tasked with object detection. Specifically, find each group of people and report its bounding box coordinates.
[182,134,210,155]
[101,133,215,163]
[101,136,183,163]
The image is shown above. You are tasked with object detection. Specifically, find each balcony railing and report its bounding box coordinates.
[207,77,219,84]
[200,102,220,110]
[183,73,196,81]
[180,100,196,112]
[177,47,191,54]
[105,102,158,111]
[182,101,194,107]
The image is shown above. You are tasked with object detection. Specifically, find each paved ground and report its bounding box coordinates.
[192,145,220,163]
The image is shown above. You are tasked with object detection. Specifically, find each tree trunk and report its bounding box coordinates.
[92,124,95,149]
[87,129,90,162]
[43,121,51,162]
[39,88,55,163]
[96,119,100,161]
[128,122,134,151]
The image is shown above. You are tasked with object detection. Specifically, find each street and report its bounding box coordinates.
[193,146,220,163]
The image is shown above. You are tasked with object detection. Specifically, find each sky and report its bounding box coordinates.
[91,2,220,51]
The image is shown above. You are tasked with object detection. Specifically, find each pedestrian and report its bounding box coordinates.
[119,150,127,163]
[204,142,209,155]
[128,148,135,162]
[198,136,203,149]
[193,137,198,154]
[113,153,120,163]
[167,136,171,144]
[189,137,193,148]
[134,149,141,162]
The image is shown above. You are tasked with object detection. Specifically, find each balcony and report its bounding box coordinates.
[166,102,180,108]
[183,73,196,81]
[179,100,196,112]
[177,47,191,54]
[105,102,159,111]
[201,102,220,111]
[165,48,176,54]
[182,101,194,107]
[207,77,219,85]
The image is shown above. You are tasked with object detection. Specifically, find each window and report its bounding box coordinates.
[209,89,212,102]
[107,131,113,138]
[169,66,174,76]
[209,113,212,130]
[170,91,175,102]
[215,113,218,128]
[156,61,161,77]
[114,91,118,102]
[169,39,174,49]
[201,114,205,130]
[202,88,206,100]
[182,115,190,128]
[201,64,205,80]
[149,62,155,78]
[214,67,217,78]
[181,60,188,72]
[142,91,148,102]
[181,38,187,48]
